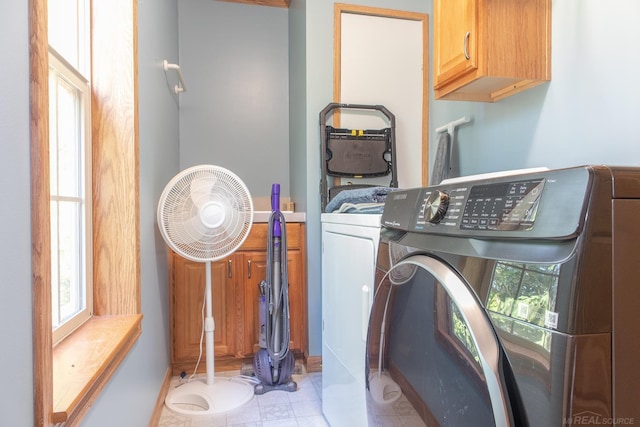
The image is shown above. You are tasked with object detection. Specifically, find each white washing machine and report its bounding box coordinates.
[321,213,382,427]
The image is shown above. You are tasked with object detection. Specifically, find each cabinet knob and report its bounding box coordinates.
[463,31,470,60]
[248,259,252,279]
[228,259,232,278]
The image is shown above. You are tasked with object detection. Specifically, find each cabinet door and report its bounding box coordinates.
[242,251,269,356]
[171,254,239,366]
[211,256,240,357]
[242,250,306,356]
[286,250,306,354]
[433,0,477,88]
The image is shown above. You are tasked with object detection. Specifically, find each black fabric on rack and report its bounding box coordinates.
[430,131,451,185]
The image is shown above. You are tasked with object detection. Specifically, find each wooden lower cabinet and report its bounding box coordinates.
[171,256,240,365]
[169,222,307,375]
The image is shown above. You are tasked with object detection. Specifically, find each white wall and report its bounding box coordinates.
[0,2,35,424]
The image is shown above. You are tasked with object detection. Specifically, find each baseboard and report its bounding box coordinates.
[171,351,309,376]
[148,367,172,427]
[306,355,322,373]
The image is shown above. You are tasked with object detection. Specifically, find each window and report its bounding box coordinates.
[48,0,92,345]
[47,0,89,75]
[31,0,140,424]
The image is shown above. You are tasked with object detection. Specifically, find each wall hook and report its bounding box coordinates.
[163,60,187,94]
[435,116,473,135]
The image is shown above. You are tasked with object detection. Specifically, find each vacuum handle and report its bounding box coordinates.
[271,184,282,238]
[271,183,280,212]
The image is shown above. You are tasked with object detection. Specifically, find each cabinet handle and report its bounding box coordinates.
[227,259,232,278]
[463,31,470,60]
[248,259,252,279]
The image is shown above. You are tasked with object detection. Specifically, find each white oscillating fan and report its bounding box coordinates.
[157,164,254,415]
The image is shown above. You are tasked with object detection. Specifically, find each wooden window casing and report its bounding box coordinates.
[30,0,141,425]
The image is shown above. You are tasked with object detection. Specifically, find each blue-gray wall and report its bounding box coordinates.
[0,1,34,425]
[178,0,290,198]
[288,0,307,213]
[81,0,180,424]
[3,0,640,424]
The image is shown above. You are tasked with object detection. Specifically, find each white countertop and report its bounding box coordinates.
[253,211,306,223]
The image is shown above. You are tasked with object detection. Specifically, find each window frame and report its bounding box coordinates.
[48,48,94,345]
[30,0,141,425]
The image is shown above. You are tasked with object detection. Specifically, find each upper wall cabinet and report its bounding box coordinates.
[433,0,551,102]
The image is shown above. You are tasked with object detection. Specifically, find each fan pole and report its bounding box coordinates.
[205,260,215,386]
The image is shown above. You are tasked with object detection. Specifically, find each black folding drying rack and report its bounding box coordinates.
[319,103,398,211]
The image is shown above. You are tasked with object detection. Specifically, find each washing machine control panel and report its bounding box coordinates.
[381,167,593,239]
[415,178,545,231]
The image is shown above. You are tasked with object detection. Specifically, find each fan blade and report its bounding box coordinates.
[190,173,216,209]
[168,213,209,245]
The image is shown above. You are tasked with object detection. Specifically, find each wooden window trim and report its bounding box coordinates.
[30,0,140,425]
[52,315,142,424]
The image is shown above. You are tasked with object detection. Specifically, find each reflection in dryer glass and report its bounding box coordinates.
[487,262,560,349]
[451,303,481,367]
[367,266,497,426]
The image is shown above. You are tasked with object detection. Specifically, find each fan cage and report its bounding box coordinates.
[158,165,254,262]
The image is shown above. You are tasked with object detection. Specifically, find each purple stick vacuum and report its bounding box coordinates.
[253,184,297,394]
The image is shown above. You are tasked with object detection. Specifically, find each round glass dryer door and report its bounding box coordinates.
[365,255,515,427]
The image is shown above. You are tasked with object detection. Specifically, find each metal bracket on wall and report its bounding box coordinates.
[163,60,187,94]
[435,116,473,136]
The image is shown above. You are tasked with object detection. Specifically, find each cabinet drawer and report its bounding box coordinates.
[242,223,301,250]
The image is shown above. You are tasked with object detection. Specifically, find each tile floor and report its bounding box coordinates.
[157,370,329,427]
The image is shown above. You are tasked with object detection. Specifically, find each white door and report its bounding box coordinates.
[338,8,428,187]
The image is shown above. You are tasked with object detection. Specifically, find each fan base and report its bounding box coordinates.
[165,376,254,416]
